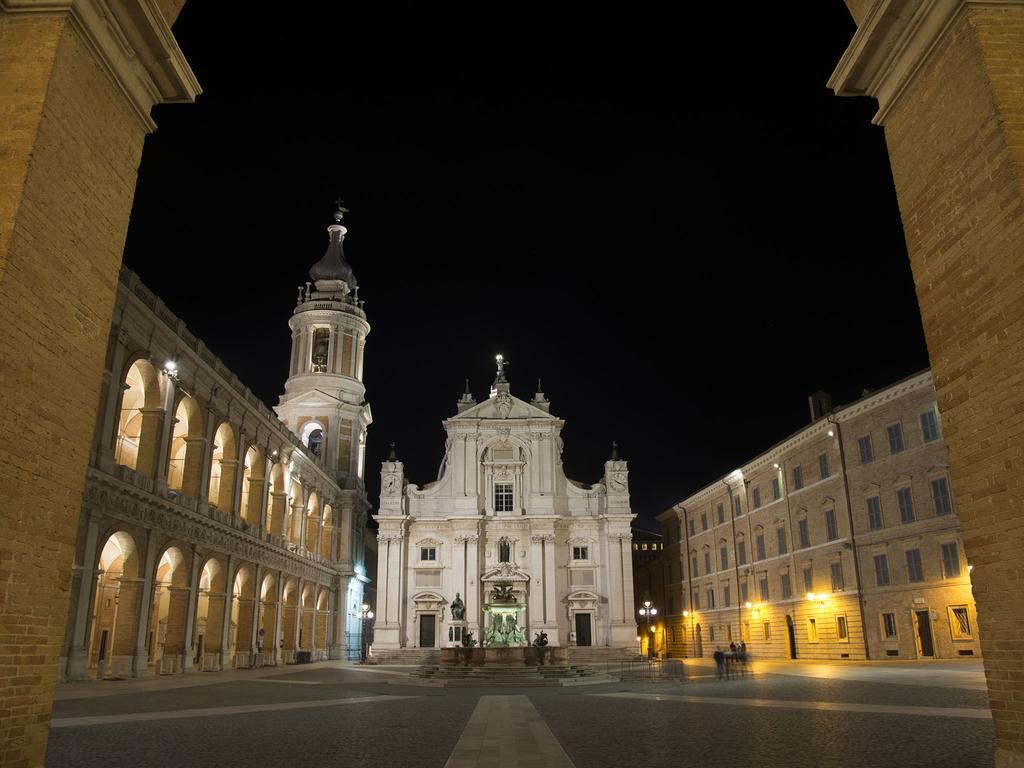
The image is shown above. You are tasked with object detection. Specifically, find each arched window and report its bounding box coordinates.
[310,328,330,373]
[307,429,323,457]
[239,447,256,518]
[115,362,149,469]
[208,423,235,507]
[167,398,190,490]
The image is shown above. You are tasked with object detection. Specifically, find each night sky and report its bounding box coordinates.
[123,4,927,530]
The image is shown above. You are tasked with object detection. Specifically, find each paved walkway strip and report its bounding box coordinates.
[590,691,992,719]
[50,694,417,728]
[444,695,576,768]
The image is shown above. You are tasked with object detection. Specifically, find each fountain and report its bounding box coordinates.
[482,583,526,647]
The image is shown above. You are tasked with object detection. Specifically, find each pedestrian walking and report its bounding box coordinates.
[713,647,725,680]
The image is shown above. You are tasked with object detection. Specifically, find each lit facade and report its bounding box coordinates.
[373,371,637,652]
[656,371,979,661]
[59,211,371,680]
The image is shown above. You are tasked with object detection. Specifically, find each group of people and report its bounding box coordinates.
[712,641,750,680]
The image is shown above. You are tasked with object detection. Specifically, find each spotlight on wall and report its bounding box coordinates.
[745,601,753,610]
[827,429,835,437]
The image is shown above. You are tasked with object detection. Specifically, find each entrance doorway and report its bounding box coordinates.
[786,615,797,659]
[574,613,592,647]
[419,614,436,648]
[915,610,935,657]
[695,623,703,657]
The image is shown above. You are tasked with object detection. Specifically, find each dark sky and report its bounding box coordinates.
[124,3,927,530]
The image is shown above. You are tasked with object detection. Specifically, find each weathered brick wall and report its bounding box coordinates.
[0,14,147,766]
[872,6,1024,765]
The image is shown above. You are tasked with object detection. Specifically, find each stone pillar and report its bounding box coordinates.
[197,410,220,507]
[249,564,263,662]
[830,4,1024,765]
[271,575,284,665]
[154,377,177,487]
[466,536,481,639]
[96,330,130,465]
[219,556,236,670]
[217,458,239,512]
[528,535,545,633]
[136,407,166,478]
[133,530,160,677]
[338,502,354,567]
[543,536,557,642]
[270,492,289,537]
[181,436,207,498]
[66,516,102,680]
[180,550,203,672]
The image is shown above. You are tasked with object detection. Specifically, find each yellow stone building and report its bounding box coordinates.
[655,371,979,662]
[59,212,373,680]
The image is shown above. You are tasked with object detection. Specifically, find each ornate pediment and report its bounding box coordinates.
[480,562,531,582]
[449,392,556,422]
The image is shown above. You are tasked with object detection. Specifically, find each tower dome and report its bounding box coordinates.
[309,203,357,289]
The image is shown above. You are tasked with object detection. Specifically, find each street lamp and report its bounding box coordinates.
[638,599,658,658]
[359,603,375,662]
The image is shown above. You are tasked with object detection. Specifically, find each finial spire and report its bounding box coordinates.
[464,378,472,395]
[610,441,620,461]
[387,442,397,461]
[333,198,349,223]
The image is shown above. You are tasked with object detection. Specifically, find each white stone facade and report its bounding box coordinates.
[373,375,637,650]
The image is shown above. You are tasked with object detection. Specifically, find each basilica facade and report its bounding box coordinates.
[373,369,637,652]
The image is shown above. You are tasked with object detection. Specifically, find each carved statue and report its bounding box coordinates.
[461,630,476,648]
[451,592,465,620]
[489,583,515,603]
[532,631,549,648]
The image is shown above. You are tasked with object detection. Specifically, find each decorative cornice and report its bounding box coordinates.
[1,0,201,133]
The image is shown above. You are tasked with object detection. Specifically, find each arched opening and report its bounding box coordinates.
[300,420,325,458]
[148,546,191,675]
[88,531,140,679]
[281,577,299,663]
[167,394,203,493]
[258,572,279,664]
[231,565,255,668]
[239,446,264,526]
[114,360,161,473]
[288,479,304,544]
[320,505,334,561]
[208,422,237,510]
[266,461,286,535]
[195,557,226,671]
[695,623,704,658]
[300,583,316,653]
[315,588,330,659]
[305,492,321,552]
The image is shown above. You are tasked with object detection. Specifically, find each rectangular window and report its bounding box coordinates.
[798,518,810,549]
[692,556,699,577]
[763,621,772,641]
[772,477,781,500]
[420,547,437,561]
[858,435,874,464]
[689,518,695,537]
[707,589,715,609]
[803,566,813,593]
[819,452,830,480]
[738,541,747,566]
[494,483,514,512]
[807,617,819,642]
[704,551,711,574]
[752,487,762,509]
[837,615,849,641]
[882,612,898,639]
[906,548,924,583]
[572,546,588,560]
[777,526,788,556]
[701,512,708,531]
[734,496,742,517]
[740,581,749,604]
[873,554,891,586]
[942,542,962,578]
[897,487,915,523]
[867,496,883,530]
[668,595,675,615]
[825,508,839,541]
[693,591,700,610]
[830,561,845,591]
[781,573,792,599]
[720,545,729,570]
[921,410,940,443]
[709,625,715,642]
[949,605,972,640]
[717,504,725,525]
[723,584,731,607]
[932,477,953,516]
[758,576,770,602]
[756,533,766,561]
[887,423,905,454]
[793,465,804,490]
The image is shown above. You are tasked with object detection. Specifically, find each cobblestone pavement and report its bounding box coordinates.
[46,661,995,768]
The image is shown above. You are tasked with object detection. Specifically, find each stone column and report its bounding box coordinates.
[249,564,263,663]
[66,515,102,680]
[132,529,160,677]
[181,436,208,498]
[217,458,239,513]
[466,536,481,639]
[180,549,203,673]
[528,535,545,633]
[136,407,166,478]
[219,556,236,671]
[543,535,557,642]
[154,376,177,487]
[329,584,346,659]
[197,410,220,507]
[271,574,284,665]
[830,5,1024,765]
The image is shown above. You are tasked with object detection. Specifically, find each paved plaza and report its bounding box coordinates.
[46,660,994,768]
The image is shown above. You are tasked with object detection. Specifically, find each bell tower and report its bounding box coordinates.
[275,202,372,487]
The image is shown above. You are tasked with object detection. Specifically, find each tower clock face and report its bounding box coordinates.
[383,474,398,494]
